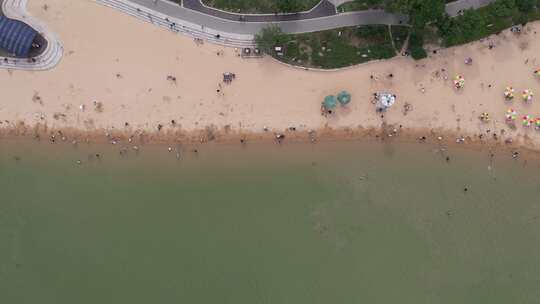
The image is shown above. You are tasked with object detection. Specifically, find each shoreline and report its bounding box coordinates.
[2,122,539,161]
[1,0,540,158]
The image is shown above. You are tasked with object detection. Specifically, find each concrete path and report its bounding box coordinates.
[112,0,408,33]
[0,0,63,70]
[0,0,497,71]
[182,0,337,22]
[96,0,497,48]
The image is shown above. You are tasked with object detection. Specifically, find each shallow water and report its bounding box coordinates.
[1,139,540,303]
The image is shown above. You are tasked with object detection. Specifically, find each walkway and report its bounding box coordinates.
[181,0,495,21]
[103,0,498,43]
[0,0,63,70]
[182,0,337,22]
[99,0,408,43]
[0,0,497,70]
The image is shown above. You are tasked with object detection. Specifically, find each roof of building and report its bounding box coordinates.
[0,16,38,57]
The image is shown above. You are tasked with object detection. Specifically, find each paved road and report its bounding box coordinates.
[129,0,408,35]
[181,0,496,23]
[96,0,496,48]
[182,0,337,22]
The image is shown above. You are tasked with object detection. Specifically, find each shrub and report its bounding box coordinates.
[409,30,427,59]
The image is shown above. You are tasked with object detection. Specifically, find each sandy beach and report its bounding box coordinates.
[1,0,540,149]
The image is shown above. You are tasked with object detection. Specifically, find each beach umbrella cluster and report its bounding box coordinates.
[322,95,337,111]
[503,86,533,103]
[504,109,540,130]
[506,108,517,122]
[454,75,465,89]
[337,91,352,106]
[479,112,490,122]
[321,91,352,114]
[523,115,534,127]
[522,89,534,102]
[504,86,515,100]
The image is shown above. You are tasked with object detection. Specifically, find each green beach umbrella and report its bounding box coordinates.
[337,91,351,106]
[322,95,337,110]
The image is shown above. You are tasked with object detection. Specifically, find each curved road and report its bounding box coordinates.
[0,0,497,70]
[127,0,495,37]
[182,0,337,22]
[121,0,409,35]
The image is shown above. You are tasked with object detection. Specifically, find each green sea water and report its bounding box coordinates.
[1,139,540,303]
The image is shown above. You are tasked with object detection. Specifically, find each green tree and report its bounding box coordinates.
[408,29,427,59]
[255,25,289,54]
[488,0,516,18]
[515,0,536,11]
[389,0,445,29]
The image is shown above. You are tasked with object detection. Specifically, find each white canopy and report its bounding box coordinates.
[376,92,396,110]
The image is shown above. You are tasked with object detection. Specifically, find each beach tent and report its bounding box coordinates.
[375,92,396,111]
[322,95,337,110]
[337,91,352,106]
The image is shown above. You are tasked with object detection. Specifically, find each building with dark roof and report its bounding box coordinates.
[0,15,42,58]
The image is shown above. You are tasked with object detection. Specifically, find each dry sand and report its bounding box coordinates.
[2,0,540,148]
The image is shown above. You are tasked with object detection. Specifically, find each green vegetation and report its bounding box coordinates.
[337,0,387,12]
[201,0,320,14]
[390,25,409,51]
[437,0,540,47]
[254,0,540,68]
[255,25,406,69]
[388,0,445,29]
[408,29,426,59]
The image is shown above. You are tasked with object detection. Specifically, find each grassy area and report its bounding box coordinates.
[200,0,320,14]
[257,25,408,69]
[337,0,385,13]
[253,0,540,68]
[337,0,458,13]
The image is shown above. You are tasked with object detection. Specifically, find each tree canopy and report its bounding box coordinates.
[389,0,445,29]
[255,25,288,54]
[276,0,303,13]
